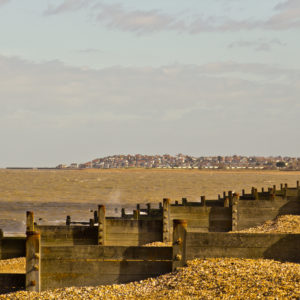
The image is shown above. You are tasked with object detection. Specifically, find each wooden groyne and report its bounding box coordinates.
[0,181,299,292]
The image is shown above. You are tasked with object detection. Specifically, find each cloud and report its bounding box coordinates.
[0,55,299,126]
[228,38,286,52]
[93,3,184,34]
[45,0,300,33]
[1,54,300,165]
[44,0,94,15]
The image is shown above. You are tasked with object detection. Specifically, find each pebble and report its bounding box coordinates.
[0,258,299,299]
[1,215,299,299]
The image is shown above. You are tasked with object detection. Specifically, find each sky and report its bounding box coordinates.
[0,0,299,167]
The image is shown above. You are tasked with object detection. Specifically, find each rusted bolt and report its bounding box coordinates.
[233,209,237,213]
[30,280,36,286]
[175,238,182,245]
[34,253,40,259]
[175,254,182,261]
[33,264,39,271]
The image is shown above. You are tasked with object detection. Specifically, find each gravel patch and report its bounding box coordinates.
[235,215,300,233]
[0,258,299,299]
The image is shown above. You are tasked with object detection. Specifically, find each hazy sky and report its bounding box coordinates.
[0,0,299,166]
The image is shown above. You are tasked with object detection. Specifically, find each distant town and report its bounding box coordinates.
[56,154,300,171]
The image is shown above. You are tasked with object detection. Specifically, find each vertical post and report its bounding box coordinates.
[146,203,151,215]
[175,200,178,206]
[136,204,140,211]
[218,194,221,200]
[0,229,3,260]
[262,187,264,193]
[231,194,239,231]
[273,185,276,193]
[224,196,230,207]
[223,191,226,199]
[182,198,187,205]
[26,211,34,232]
[121,208,125,218]
[252,187,258,200]
[94,210,98,223]
[280,183,283,190]
[66,215,71,226]
[284,183,288,198]
[172,219,187,271]
[133,209,140,220]
[228,191,233,206]
[26,211,40,292]
[200,196,206,206]
[297,181,299,188]
[269,193,275,201]
[242,189,245,196]
[89,219,94,227]
[98,205,106,245]
[163,198,171,243]
[159,202,162,210]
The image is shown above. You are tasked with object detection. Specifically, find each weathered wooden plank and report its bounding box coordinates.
[41,260,172,290]
[42,245,172,260]
[106,232,161,242]
[186,233,300,248]
[41,268,171,290]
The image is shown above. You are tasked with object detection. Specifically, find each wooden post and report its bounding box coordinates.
[163,198,171,243]
[172,219,187,271]
[182,198,187,205]
[273,185,276,193]
[297,181,299,188]
[26,211,34,232]
[146,203,151,215]
[98,205,106,245]
[94,210,98,223]
[218,194,221,200]
[223,191,226,199]
[0,229,3,260]
[283,186,287,199]
[136,204,140,210]
[252,187,258,200]
[175,200,178,206]
[262,187,264,193]
[242,189,245,196]
[200,196,206,206]
[66,215,71,226]
[231,194,239,231]
[26,211,40,292]
[133,209,140,220]
[159,202,162,210]
[228,191,233,206]
[280,183,283,190]
[285,183,288,189]
[224,196,229,207]
[89,219,94,227]
[269,193,275,201]
[121,208,125,218]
